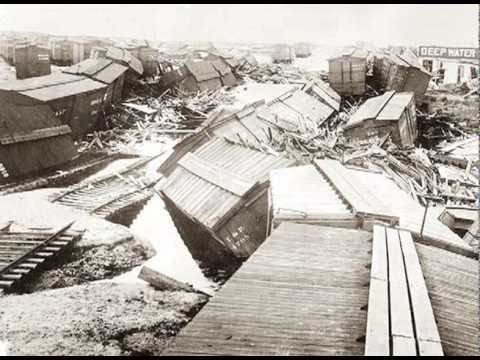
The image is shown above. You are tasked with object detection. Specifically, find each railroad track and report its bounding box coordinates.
[50,155,164,220]
[0,222,82,294]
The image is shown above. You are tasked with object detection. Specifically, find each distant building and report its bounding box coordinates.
[418,45,479,85]
[271,44,295,64]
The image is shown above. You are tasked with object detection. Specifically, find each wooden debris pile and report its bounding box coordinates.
[79,87,235,153]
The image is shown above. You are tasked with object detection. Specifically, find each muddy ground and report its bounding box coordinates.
[19,240,153,293]
[0,282,208,356]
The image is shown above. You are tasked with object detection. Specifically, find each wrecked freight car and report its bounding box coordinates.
[0,89,76,181]
[343,90,417,147]
[160,137,296,263]
[374,52,431,100]
[0,73,108,139]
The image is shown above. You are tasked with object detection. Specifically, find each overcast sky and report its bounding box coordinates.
[0,4,477,47]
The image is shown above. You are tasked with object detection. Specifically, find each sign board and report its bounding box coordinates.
[419,46,479,60]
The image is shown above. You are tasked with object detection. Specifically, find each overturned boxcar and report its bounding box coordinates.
[160,137,296,263]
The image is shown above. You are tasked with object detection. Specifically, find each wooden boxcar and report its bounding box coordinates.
[0,73,108,139]
[0,90,76,181]
[343,91,417,147]
[49,38,74,66]
[14,44,51,80]
[328,47,369,96]
[161,137,296,263]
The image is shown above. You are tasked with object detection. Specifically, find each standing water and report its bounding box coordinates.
[103,140,221,296]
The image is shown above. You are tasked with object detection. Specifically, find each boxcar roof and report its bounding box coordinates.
[376,92,414,120]
[20,78,106,102]
[161,137,295,230]
[63,58,128,84]
[0,72,107,102]
[184,60,221,82]
[267,89,335,128]
[345,90,397,128]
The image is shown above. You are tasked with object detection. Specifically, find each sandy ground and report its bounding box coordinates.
[0,282,207,356]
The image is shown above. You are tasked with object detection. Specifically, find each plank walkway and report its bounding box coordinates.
[50,155,162,220]
[365,225,443,356]
[163,223,373,356]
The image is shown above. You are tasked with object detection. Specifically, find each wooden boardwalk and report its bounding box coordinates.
[163,223,373,356]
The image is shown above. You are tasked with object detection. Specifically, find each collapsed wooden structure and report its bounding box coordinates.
[343,91,417,147]
[161,137,296,261]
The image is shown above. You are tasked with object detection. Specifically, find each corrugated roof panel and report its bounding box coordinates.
[377,92,414,120]
[19,77,107,102]
[162,137,294,229]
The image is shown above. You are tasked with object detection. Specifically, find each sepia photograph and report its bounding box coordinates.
[0,3,478,356]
